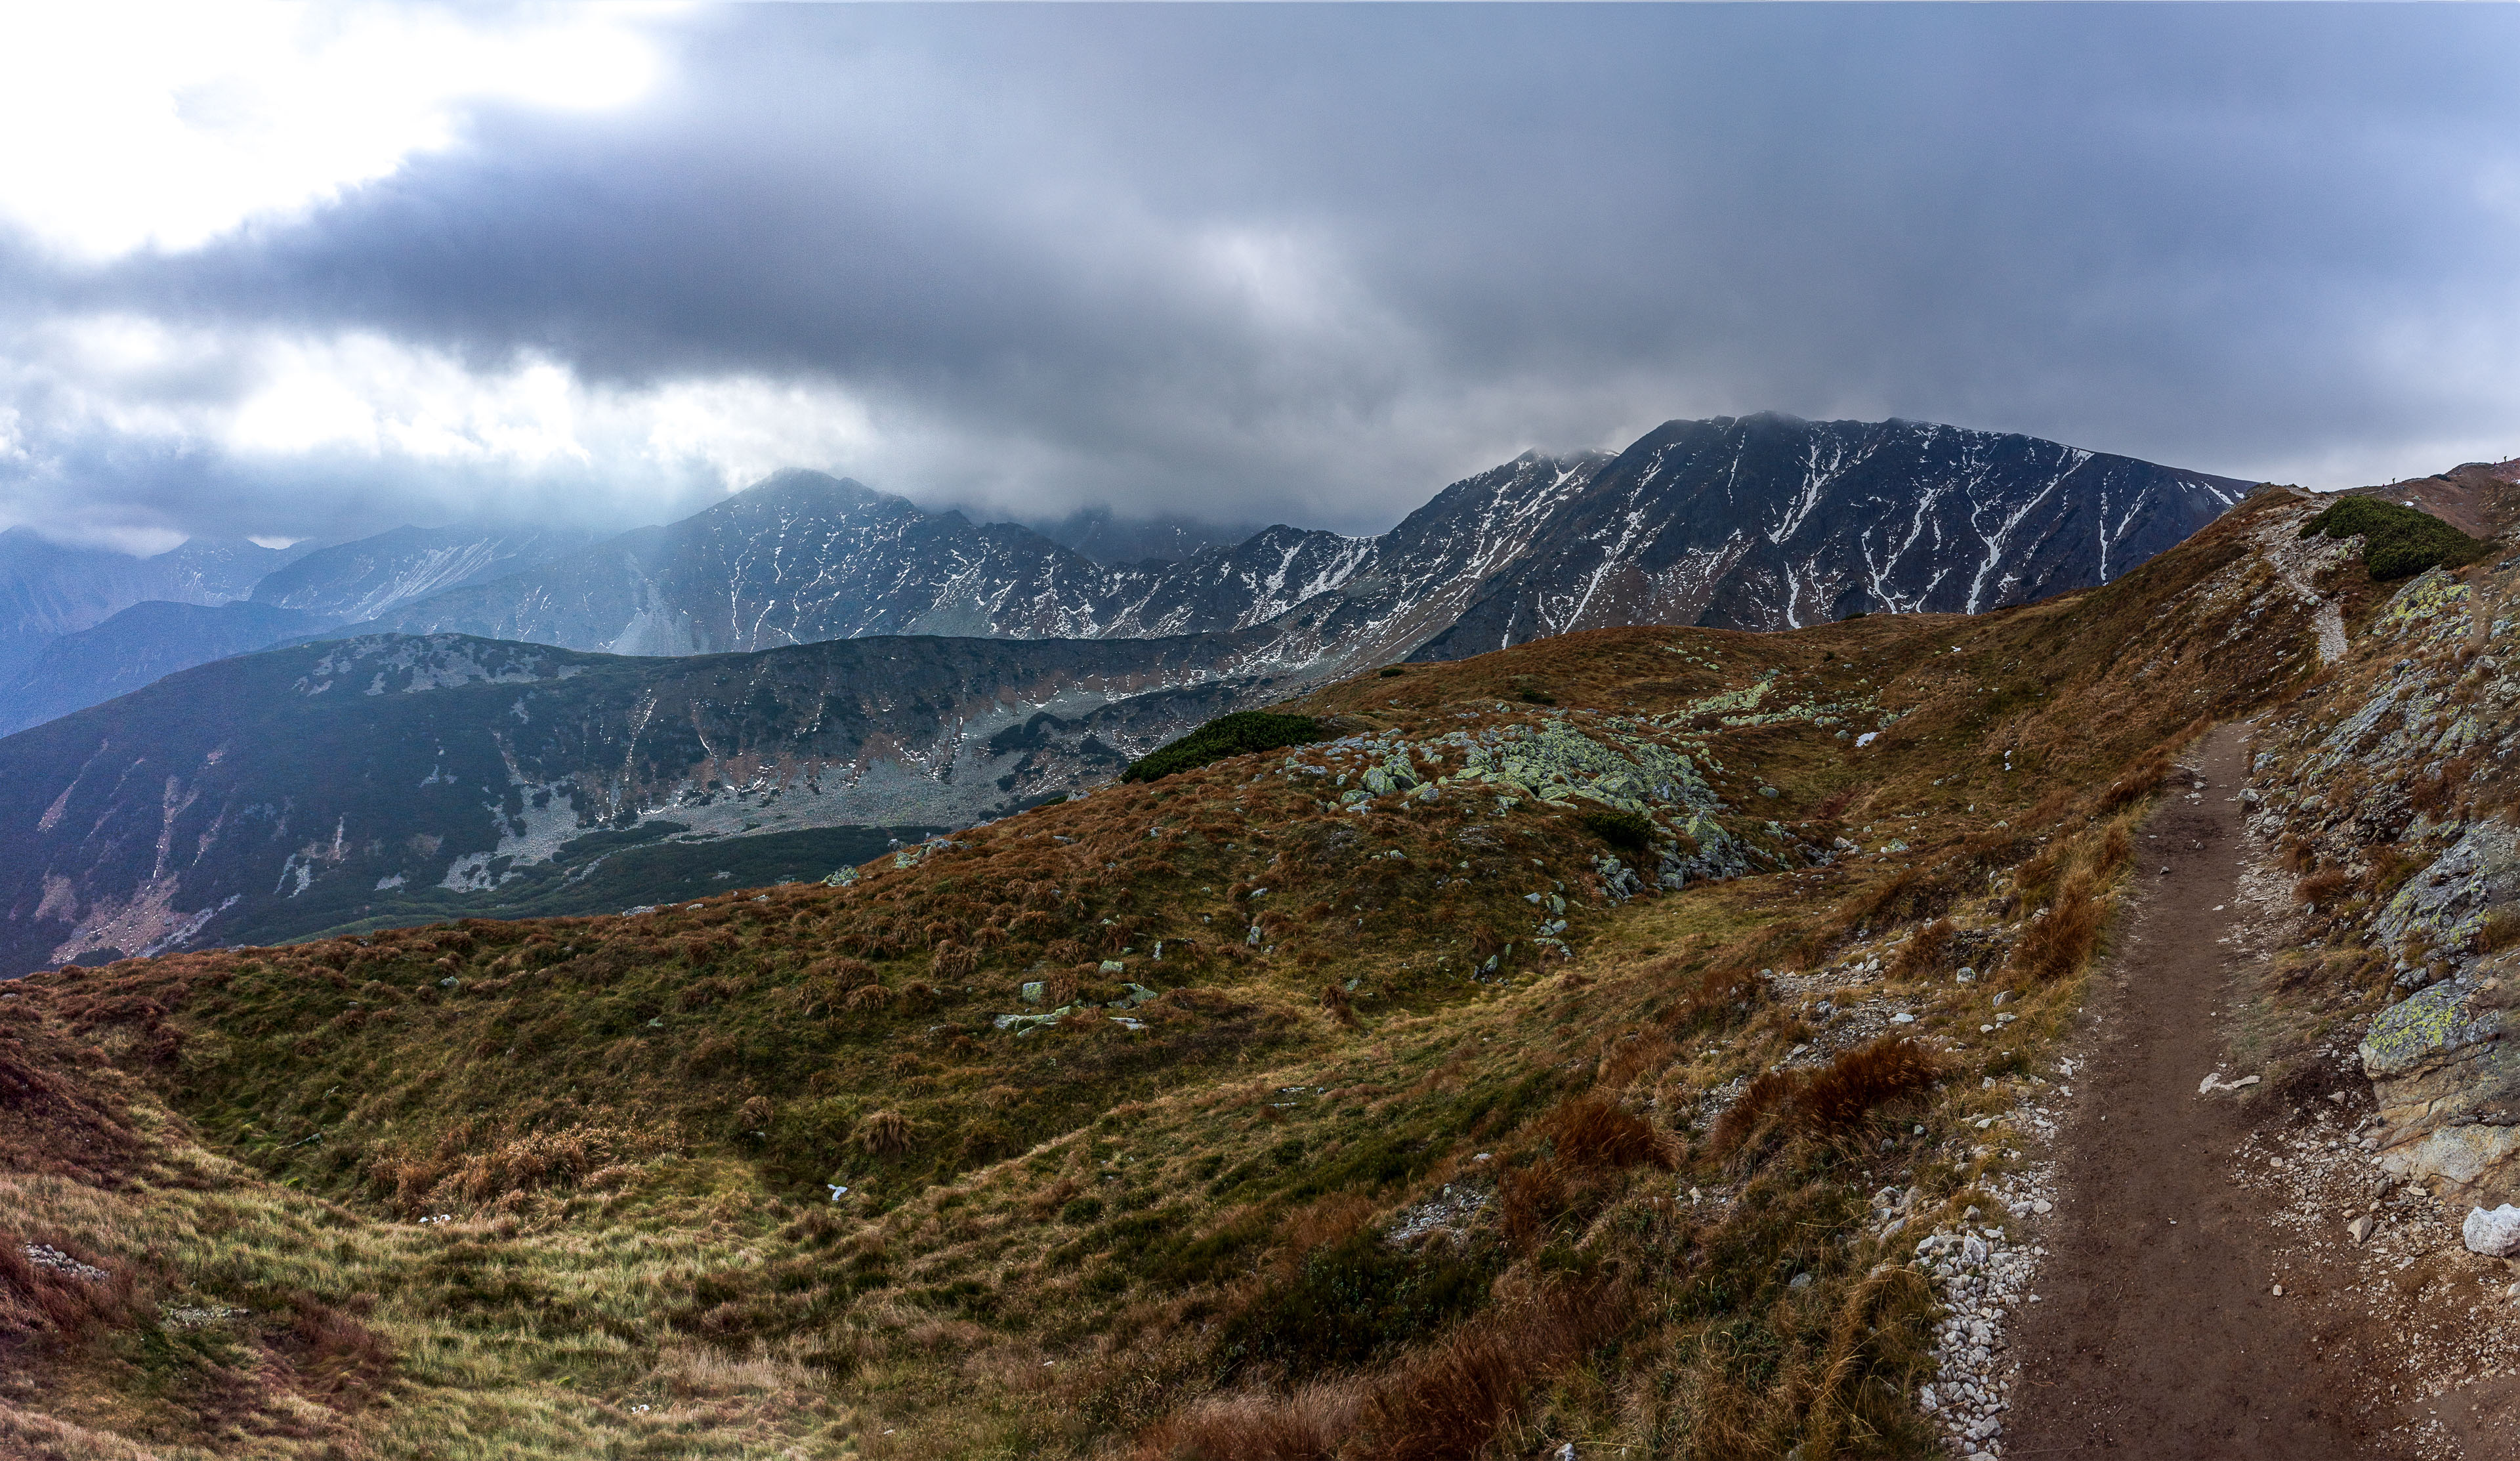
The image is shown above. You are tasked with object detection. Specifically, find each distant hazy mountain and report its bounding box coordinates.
[362,475,1119,650]
[0,529,311,681]
[0,629,1286,973]
[1038,507,1261,564]
[0,524,596,734]
[249,524,595,622]
[0,600,328,736]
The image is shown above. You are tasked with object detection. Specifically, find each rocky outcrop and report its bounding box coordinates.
[2373,822,2520,971]
[2244,534,2520,1207]
[2359,965,2520,1206]
[1265,694,1858,965]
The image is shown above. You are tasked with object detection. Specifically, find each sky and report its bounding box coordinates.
[5,3,2520,555]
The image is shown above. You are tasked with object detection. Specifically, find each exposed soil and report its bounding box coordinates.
[2005,725,2413,1457]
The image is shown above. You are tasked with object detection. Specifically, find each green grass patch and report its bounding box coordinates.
[1217,1227,1494,1377]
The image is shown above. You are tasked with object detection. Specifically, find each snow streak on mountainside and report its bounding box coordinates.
[1414,415,2249,658]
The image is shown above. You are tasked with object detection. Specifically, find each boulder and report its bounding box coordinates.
[2362,967,2520,1206]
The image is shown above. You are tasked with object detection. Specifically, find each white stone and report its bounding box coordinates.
[2462,1204,2520,1258]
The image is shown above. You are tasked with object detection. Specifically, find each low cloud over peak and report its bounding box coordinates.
[6,4,2520,553]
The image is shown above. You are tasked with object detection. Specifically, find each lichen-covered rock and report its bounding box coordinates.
[1276,710,1798,888]
[1592,853,1642,902]
[2376,566,2472,643]
[1658,816,1755,888]
[2361,979,2500,1079]
[1458,719,1715,816]
[2372,820,2520,963]
[2362,969,2520,1206]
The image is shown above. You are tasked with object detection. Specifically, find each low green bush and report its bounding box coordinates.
[1217,1228,1492,1376]
[1121,711,1326,782]
[2301,496,2490,580]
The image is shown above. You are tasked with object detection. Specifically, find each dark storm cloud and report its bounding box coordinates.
[13,3,2520,545]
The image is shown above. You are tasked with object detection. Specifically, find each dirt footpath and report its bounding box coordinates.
[2004,725,2409,1458]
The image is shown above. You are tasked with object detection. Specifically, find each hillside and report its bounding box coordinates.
[0,630,1295,975]
[0,601,329,738]
[1,482,2434,1460]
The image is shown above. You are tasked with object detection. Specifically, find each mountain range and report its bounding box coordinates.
[362,415,2248,663]
[0,412,2255,968]
[0,413,2248,738]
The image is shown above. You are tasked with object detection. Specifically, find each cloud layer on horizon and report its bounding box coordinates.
[5,4,2520,553]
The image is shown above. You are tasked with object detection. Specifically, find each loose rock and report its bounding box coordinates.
[2463,1203,2520,1258]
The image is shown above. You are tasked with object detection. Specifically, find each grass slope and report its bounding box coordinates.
[247,823,944,948]
[0,488,2365,1460]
